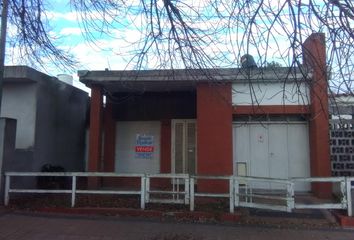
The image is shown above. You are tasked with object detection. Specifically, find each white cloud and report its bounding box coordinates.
[47,11,78,22]
[60,27,83,35]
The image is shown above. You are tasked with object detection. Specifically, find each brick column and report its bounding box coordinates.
[160,119,171,173]
[88,85,103,188]
[197,83,233,193]
[303,33,332,198]
[103,101,116,172]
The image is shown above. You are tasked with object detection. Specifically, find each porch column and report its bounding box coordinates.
[197,83,233,193]
[160,119,171,173]
[303,33,332,198]
[88,85,103,175]
[103,101,116,172]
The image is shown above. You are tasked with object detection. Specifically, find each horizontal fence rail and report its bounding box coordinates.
[3,172,354,216]
[4,172,146,209]
[291,177,348,211]
[189,175,234,213]
[234,176,294,212]
[145,174,190,204]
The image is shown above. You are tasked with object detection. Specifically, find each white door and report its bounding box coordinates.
[172,120,196,175]
[233,122,310,191]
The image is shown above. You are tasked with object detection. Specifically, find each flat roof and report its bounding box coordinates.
[79,67,312,92]
[4,65,53,83]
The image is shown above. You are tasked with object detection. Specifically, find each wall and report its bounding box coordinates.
[35,78,89,172]
[0,83,37,149]
[232,81,309,106]
[0,118,16,200]
[330,119,354,177]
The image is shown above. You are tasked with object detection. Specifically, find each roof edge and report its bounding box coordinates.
[79,67,312,86]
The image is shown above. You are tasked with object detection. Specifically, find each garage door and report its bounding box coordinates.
[233,122,310,191]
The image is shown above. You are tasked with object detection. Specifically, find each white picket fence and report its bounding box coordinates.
[3,172,354,217]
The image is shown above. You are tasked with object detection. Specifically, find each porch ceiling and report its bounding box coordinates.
[99,80,197,93]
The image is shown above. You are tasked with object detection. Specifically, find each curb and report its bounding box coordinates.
[332,211,354,228]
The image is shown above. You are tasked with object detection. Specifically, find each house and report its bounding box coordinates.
[79,33,331,197]
[0,66,89,188]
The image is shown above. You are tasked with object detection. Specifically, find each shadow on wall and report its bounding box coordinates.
[0,119,36,197]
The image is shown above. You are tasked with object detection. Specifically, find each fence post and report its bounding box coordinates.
[341,178,347,209]
[4,174,10,206]
[190,178,194,211]
[229,177,234,213]
[71,175,77,207]
[347,178,352,217]
[145,176,150,203]
[185,177,190,205]
[140,176,146,209]
[234,178,239,207]
[286,182,295,212]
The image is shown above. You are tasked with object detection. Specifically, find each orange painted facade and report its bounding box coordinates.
[197,83,233,192]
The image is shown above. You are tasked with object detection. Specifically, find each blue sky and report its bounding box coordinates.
[45,1,129,84]
[6,0,142,91]
[5,0,352,92]
[6,0,300,76]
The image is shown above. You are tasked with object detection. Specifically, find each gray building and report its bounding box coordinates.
[0,66,88,182]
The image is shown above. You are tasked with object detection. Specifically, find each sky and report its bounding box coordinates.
[4,0,354,93]
[4,1,312,79]
[45,1,122,91]
[7,0,131,92]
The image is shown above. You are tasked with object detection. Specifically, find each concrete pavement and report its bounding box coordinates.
[0,210,353,240]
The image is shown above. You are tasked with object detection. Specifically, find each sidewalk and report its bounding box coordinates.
[4,192,354,228]
[0,204,341,229]
[0,209,353,240]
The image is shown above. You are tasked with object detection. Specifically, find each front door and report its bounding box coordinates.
[172,120,196,175]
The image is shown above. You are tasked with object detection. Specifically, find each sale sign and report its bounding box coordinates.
[135,134,154,159]
[135,146,154,152]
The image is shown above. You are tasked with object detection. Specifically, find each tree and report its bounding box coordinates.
[3,0,354,94]
[265,61,282,69]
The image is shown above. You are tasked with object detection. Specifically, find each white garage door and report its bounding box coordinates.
[115,121,160,174]
[233,122,310,191]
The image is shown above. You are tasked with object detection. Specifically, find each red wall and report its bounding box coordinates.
[197,83,233,192]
